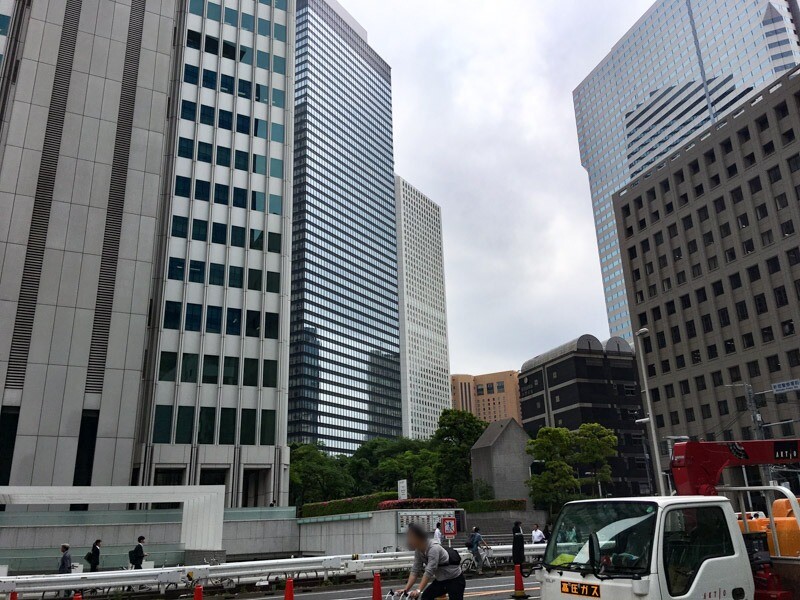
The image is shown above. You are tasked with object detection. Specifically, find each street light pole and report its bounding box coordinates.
[635,328,667,496]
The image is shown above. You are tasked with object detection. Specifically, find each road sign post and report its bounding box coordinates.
[442,517,457,547]
[397,479,408,501]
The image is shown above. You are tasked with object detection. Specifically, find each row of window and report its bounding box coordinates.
[188,0,288,22]
[152,404,277,446]
[168,257,280,292]
[159,351,277,387]
[171,215,281,251]
[183,64,286,106]
[645,317,800,377]
[180,101,284,142]
[174,176,282,214]
[177,136,284,177]
[163,302,279,337]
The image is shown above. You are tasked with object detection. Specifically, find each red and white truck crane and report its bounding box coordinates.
[534,439,800,599]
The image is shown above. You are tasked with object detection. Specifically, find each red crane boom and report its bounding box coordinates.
[671,439,800,495]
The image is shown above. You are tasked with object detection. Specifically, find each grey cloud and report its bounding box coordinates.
[342,0,654,372]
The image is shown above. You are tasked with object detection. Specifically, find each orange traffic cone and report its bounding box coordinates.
[10,592,18,600]
[372,573,382,600]
[73,593,82,600]
[194,585,203,600]
[510,564,530,599]
[284,578,295,600]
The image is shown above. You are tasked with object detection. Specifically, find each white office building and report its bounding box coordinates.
[395,176,451,439]
[0,0,294,508]
[136,0,295,506]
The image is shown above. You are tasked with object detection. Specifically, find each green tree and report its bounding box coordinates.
[431,410,488,501]
[526,424,619,512]
[526,428,579,514]
[377,449,439,497]
[289,444,355,506]
[572,423,618,497]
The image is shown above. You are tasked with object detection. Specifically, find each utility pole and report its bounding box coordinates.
[744,383,771,486]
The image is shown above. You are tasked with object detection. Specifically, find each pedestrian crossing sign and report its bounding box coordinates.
[443,517,457,539]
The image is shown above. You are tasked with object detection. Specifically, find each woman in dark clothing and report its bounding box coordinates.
[89,539,102,572]
[512,521,525,566]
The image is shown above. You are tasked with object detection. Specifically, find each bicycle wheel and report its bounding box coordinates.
[461,557,474,573]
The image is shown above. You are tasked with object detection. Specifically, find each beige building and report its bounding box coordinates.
[451,371,521,424]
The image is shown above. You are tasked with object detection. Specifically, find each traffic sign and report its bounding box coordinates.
[772,379,800,394]
[442,517,457,539]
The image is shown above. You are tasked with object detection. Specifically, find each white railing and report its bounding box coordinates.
[0,544,547,595]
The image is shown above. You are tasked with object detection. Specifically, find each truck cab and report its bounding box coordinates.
[535,496,754,599]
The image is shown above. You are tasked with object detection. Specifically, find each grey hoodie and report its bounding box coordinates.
[411,540,462,581]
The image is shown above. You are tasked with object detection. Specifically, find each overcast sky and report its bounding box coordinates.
[341,0,654,374]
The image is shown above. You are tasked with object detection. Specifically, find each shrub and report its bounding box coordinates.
[377,498,458,510]
[301,491,397,518]
[459,499,527,513]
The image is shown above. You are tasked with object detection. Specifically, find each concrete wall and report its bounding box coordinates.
[298,512,403,555]
[471,424,532,506]
[465,510,549,536]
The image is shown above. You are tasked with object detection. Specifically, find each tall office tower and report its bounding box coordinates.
[290,0,401,454]
[135,0,295,506]
[574,0,800,341]
[395,176,451,439]
[614,66,800,464]
[0,0,176,492]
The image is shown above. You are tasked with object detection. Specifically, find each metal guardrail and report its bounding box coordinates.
[0,544,547,595]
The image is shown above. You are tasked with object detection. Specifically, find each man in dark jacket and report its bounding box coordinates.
[89,539,102,572]
[130,536,147,569]
[58,544,72,574]
[401,523,465,600]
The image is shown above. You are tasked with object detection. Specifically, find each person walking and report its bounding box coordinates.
[512,521,525,566]
[401,523,465,600]
[433,522,443,544]
[87,539,101,572]
[532,523,546,544]
[58,544,72,598]
[130,536,148,569]
[467,527,490,575]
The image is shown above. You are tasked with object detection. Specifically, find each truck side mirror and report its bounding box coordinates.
[588,532,601,574]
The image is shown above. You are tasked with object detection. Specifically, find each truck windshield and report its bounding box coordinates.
[544,501,658,576]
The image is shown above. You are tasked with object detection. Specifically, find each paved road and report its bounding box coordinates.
[269,574,541,600]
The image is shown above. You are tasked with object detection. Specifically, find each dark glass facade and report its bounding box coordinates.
[290,0,401,453]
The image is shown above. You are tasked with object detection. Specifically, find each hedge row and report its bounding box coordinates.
[459,499,527,513]
[301,491,398,518]
[377,498,458,510]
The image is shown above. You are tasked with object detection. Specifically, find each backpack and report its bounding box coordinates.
[84,551,92,563]
[128,549,136,564]
[465,532,476,550]
[443,546,462,566]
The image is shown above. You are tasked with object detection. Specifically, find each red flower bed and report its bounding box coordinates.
[377,498,458,510]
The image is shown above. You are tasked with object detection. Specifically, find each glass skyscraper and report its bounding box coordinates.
[290,0,401,453]
[574,0,800,341]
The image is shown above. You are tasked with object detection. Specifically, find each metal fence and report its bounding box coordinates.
[0,544,546,596]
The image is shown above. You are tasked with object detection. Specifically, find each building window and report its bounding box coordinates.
[223,357,239,385]
[185,303,202,331]
[265,312,279,339]
[243,359,259,387]
[202,355,219,384]
[219,408,236,445]
[246,310,261,337]
[152,405,173,443]
[229,266,243,288]
[226,308,241,335]
[248,269,262,291]
[168,257,185,280]
[163,301,181,330]
[159,351,178,381]
[263,360,278,388]
[198,407,215,444]
[209,263,225,286]
[181,353,199,383]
